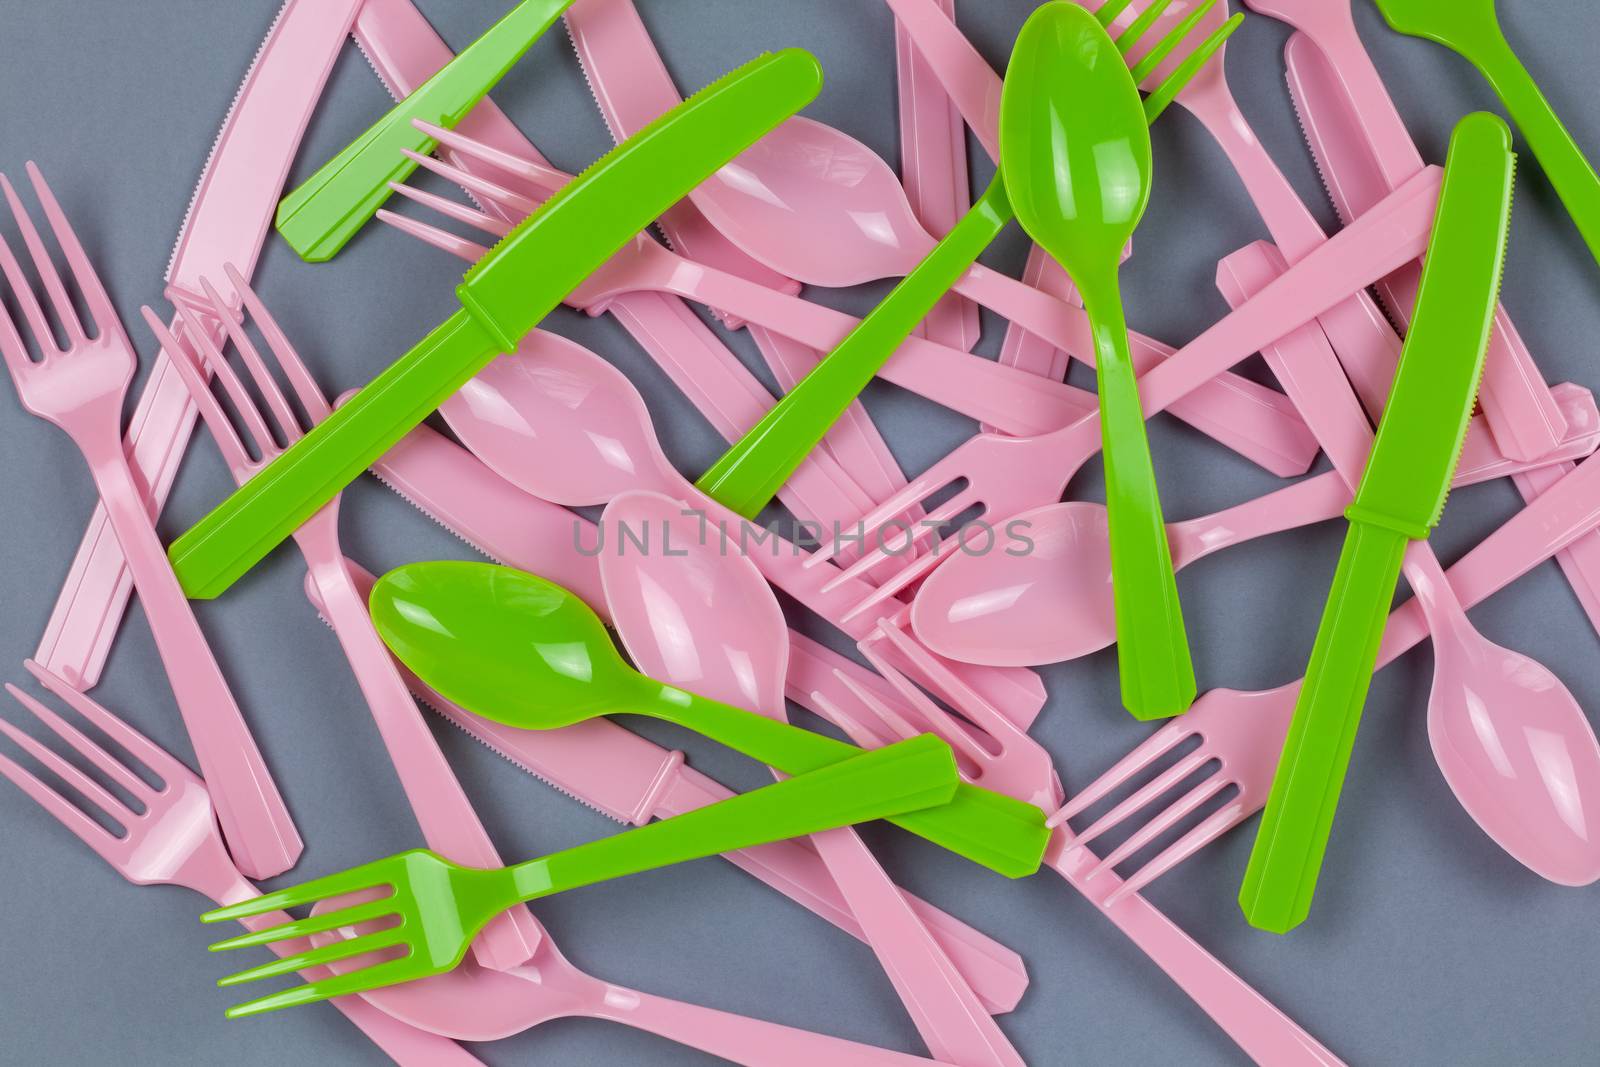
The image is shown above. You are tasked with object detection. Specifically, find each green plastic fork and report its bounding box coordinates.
[693,0,1237,531]
[202,735,957,1017]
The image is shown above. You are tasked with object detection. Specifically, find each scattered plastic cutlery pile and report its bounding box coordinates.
[4,0,1600,1063]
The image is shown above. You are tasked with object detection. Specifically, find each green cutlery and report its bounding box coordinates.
[1001,1,1200,719]
[202,734,957,1017]
[168,49,823,601]
[1373,0,1600,269]
[368,560,1052,878]
[278,0,577,262]
[1240,112,1516,934]
[692,1,1238,521]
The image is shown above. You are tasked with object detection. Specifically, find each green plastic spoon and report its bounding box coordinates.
[367,560,1049,878]
[1373,0,1600,270]
[692,2,1238,521]
[1000,1,1193,719]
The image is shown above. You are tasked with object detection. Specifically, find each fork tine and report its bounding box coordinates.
[24,661,184,783]
[25,162,128,346]
[1061,747,1212,852]
[806,469,963,568]
[413,119,568,195]
[1114,0,1173,56]
[819,492,970,593]
[1103,800,1249,904]
[217,927,407,987]
[806,674,899,749]
[0,174,62,356]
[170,299,279,460]
[1143,12,1241,123]
[852,641,993,767]
[227,265,332,425]
[0,707,132,828]
[377,209,488,263]
[0,745,121,855]
[5,681,154,801]
[208,899,398,953]
[828,667,942,750]
[1049,724,1192,826]
[1128,0,1215,84]
[201,859,396,924]
[834,544,956,624]
[225,955,418,1019]
[1082,773,1230,881]
[386,179,513,238]
[0,169,85,344]
[198,276,302,445]
[142,307,255,474]
[402,150,539,217]
[1093,0,1137,29]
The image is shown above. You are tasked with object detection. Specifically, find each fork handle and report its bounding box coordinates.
[507,737,958,901]
[76,427,302,879]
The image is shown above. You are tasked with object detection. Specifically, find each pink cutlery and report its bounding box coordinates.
[33,0,363,691]
[150,268,542,968]
[0,165,301,880]
[601,489,1025,1067]
[802,167,1447,622]
[0,661,478,1065]
[1056,437,1600,903]
[910,390,1599,665]
[1277,23,1600,642]
[564,0,913,507]
[393,123,1318,478]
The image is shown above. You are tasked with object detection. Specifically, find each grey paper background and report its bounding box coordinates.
[2,1,1598,1063]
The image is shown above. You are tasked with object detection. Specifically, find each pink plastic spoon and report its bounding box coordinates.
[599,490,1022,1066]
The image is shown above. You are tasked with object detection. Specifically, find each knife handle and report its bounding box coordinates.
[1240,521,1409,934]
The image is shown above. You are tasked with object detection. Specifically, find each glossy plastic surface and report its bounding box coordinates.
[203,737,959,1016]
[1373,0,1600,267]
[167,49,824,599]
[0,662,476,1065]
[1000,2,1189,718]
[601,490,1023,1066]
[366,560,1049,876]
[0,165,301,880]
[1241,114,1517,933]
[277,0,576,261]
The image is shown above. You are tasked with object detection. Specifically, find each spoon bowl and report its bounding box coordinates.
[441,331,670,506]
[1423,610,1600,885]
[912,502,1116,666]
[692,116,936,286]
[369,560,651,728]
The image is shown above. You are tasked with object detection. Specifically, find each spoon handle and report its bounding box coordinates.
[1079,278,1196,721]
[1465,30,1600,267]
[649,684,1049,877]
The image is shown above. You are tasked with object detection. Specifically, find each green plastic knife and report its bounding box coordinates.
[169,49,824,599]
[1239,112,1517,935]
[278,0,577,262]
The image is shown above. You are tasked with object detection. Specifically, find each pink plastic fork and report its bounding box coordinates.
[1053,445,1600,902]
[0,164,300,880]
[147,267,542,970]
[0,661,478,1065]
[808,634,1344,1066]
[802,167,1446,622]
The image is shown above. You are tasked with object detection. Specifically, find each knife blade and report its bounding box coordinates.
[1284,27,1600,643]
[34,0,363,688]
[277,0,576,261]
[1240,113,1516,934]
[167,49,825,600]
